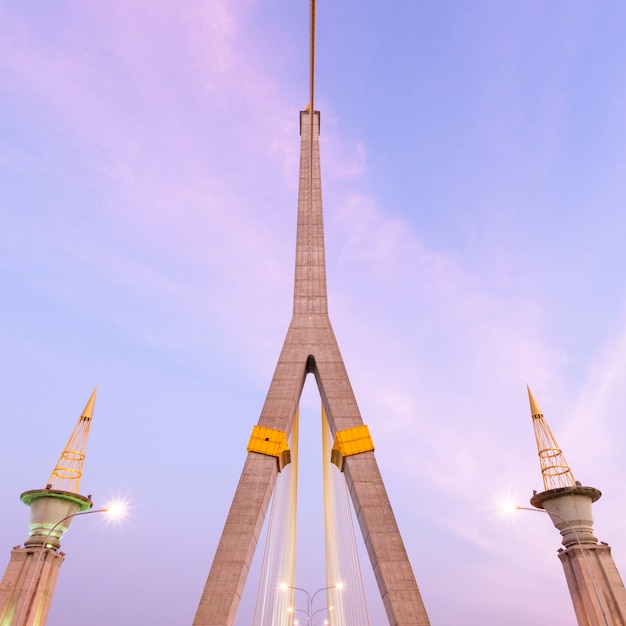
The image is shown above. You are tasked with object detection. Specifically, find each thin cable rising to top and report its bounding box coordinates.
[310,0,316,115]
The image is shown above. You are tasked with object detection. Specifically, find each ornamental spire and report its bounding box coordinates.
[47,387,97,493]
[527,385,577,491]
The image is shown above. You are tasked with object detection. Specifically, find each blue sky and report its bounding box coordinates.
[2,1,626,624]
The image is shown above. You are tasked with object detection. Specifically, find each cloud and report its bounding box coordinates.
[0,1,305,370]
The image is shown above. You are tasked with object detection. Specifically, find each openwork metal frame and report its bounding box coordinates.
[47,388,97,493]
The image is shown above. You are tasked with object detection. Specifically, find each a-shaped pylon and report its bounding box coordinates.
[192,108,431,626]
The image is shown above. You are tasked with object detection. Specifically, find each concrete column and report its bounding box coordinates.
[0,548,64,626]
[532,487,626,626]
[0,489,91,626]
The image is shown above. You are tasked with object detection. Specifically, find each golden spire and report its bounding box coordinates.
[47,387,97,493]
[527,385,577,491]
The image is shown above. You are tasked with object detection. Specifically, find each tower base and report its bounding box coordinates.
[559,543,626,626]
[0,547,65,626]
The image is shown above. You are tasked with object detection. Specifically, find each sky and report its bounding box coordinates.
[1,1,626,624]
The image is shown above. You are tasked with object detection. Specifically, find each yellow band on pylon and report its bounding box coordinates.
[247,425,291,471]
[331,425,374,470]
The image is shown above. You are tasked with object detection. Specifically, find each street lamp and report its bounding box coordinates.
[14,504,124,626]
[311,605,332,622]
[288,607,332,626]
[311,604,332,626]
[513,504,609,626]
[280,582,342,626]
[287,606,308,623]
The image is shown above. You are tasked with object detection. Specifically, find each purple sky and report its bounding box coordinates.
[2,2,626,625]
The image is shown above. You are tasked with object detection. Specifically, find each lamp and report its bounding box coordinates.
[280,582,342,625]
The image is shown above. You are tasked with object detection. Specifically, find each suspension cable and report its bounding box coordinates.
[310,0,316,115]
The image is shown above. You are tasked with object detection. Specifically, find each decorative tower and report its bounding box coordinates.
[527,386,626,626]
[0,389,97,626]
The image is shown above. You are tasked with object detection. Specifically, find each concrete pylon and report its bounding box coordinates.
[0,390,97,626]
[527,387,626,626]
[192,110,431,626]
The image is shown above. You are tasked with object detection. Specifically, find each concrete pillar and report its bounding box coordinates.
[532,487,626,626]
[0,490,91,626]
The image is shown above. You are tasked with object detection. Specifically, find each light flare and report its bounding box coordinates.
[103,499,129,522]
[501,501,519,515]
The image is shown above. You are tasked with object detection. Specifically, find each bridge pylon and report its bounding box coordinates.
[192,107,431,626]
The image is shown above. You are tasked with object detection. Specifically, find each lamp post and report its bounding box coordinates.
[281,583,342,626]
[287,606,309,625]
[515,505,609,626]
[14,506,116,626]
[311,605,331,625]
